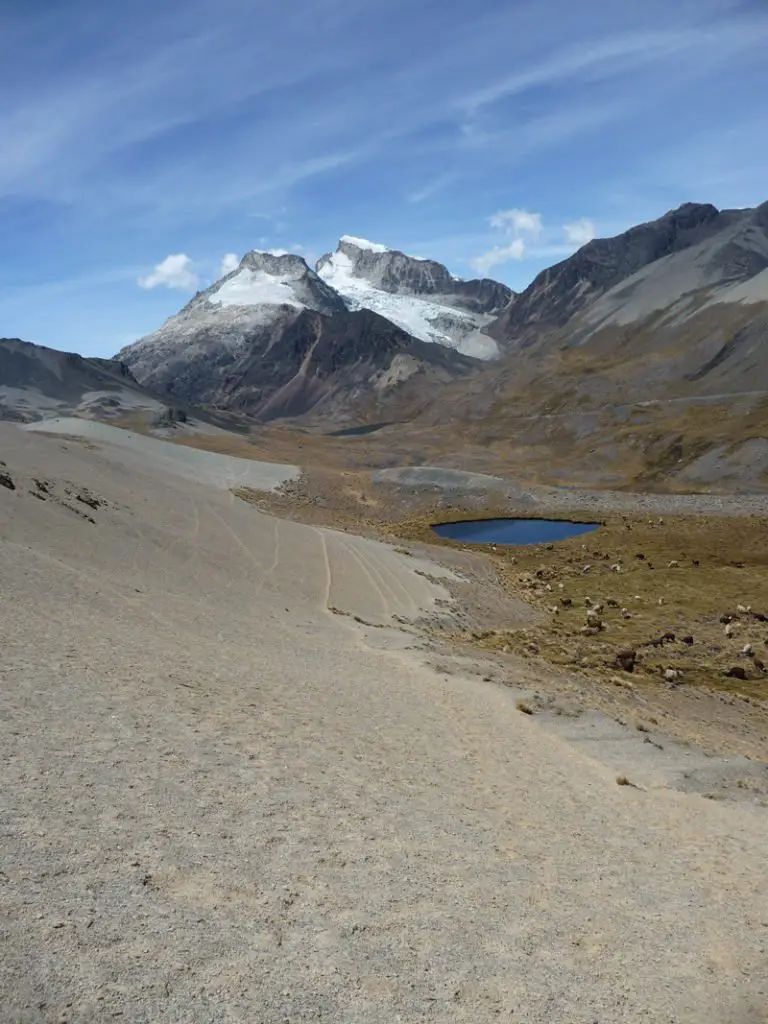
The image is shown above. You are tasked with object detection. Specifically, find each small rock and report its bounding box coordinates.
[741,644,754,657]
[725,666,748,680]
[610,563,622,573]
[664,668,681,682]
[615,648,637,673]
[725,623,737,638]
[657,597,664,606]
[560,597,573,607]
[0,470,15,491]
[621,608,632,620]
[681,635,694,646]
[668,560,680,569]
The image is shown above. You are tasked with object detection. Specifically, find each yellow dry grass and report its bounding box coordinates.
[391,508,768,701]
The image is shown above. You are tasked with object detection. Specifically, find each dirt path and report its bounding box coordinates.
[1,424,767,1023]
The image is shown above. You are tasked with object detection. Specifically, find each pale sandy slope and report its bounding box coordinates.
[1,422,766,1024]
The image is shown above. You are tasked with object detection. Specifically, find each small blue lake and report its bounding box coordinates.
[431,518,601,546]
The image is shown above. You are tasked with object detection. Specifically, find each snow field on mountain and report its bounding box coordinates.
[317,249,489,353]
[211,268,304,308]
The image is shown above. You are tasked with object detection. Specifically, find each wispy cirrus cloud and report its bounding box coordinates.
[459,15,768,117]
[407,173,456,204]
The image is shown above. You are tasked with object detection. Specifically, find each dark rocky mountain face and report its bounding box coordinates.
[217,309,480,420]
[490,202,754,347]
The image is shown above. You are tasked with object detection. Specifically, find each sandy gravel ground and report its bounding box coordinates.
[23,418,299,492]
[1,422,767,1024]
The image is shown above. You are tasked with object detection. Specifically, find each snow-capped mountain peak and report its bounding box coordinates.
[315,238,513,358]
[339,235,390,254]
[205,250,346,316]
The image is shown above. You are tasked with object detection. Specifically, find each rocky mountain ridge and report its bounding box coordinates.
[490,201,768,350]
[315,237,512,358]
[408,201,768,491]
[0,336,226,429]
[118,248,482,421]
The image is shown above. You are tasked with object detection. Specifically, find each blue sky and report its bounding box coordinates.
[1,0,767,357]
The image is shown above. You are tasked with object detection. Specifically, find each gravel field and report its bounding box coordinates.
[1,422,767,1024]
[373,465,768,516]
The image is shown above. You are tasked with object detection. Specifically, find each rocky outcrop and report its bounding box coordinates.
[318,237,513,312]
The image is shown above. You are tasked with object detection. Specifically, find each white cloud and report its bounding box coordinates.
[470,239,526,275]
[138,254,198,291]
[470,206,543,274]
[489,208,543,238]
[563,218,597,246]
[220,252,240,276]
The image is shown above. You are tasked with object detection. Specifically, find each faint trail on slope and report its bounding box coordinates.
[315,527,333,612]
[363,544,422,618]
[206,503,266,595]
[159,493,202,586]
[249,515,282,600]
[338,538,393,620]
[346,538,406,611]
